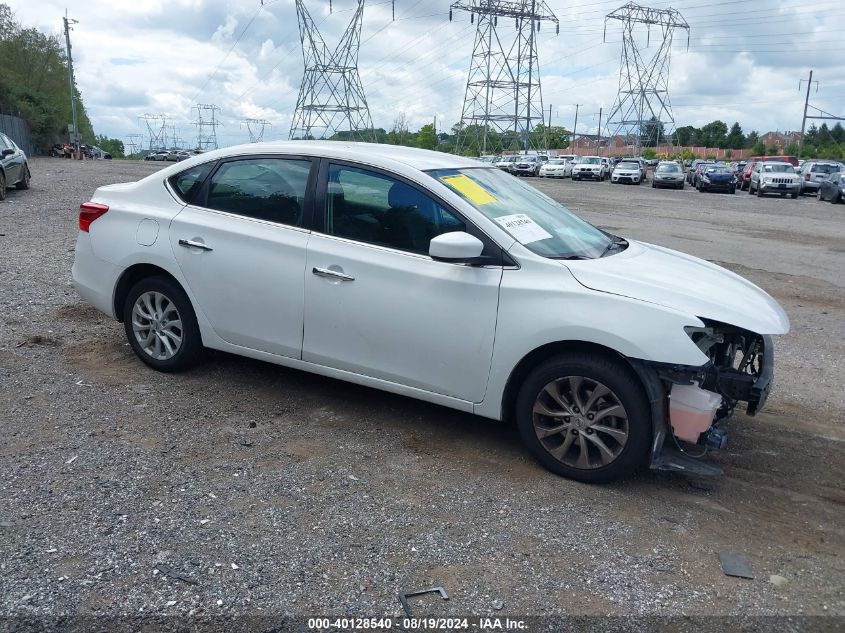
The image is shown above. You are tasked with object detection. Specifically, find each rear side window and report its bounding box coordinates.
[169,163,213,204]
[205,158,312,227]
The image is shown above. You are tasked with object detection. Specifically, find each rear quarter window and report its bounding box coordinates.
[169,162,214,203]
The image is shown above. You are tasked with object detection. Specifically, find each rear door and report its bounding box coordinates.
[169,156,315,358]
[302,162,503,402]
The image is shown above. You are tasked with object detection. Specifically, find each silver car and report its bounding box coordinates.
[799,161,844,194]
[652,161,685,189]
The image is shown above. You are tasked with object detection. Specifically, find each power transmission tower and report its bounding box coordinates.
[62,12,80,154]
[604,2,689,152]
[450,0,559,155]
[125,133,144,156]
[194,104,221,150]
[139,114,169,150]
[289,0,375,141]
[241,118,272,143]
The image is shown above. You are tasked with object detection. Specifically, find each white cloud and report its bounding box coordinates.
[6,0,844,147]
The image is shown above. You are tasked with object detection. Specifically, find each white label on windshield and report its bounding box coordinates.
[493,214,552,244]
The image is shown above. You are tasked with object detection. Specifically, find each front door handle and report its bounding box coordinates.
[312,267,354,281]
[178,238,213,251]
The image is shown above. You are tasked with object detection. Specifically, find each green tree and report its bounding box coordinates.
[640,116,665,147]
[641,148,657,159]
[416,123,437,150]
[752,140,766,155]
[725,122,745,149]
[766,145,779,156]
[699,120,728,148]
[95,136,125,158]
[673,125,698,147]
[745,130,759,149]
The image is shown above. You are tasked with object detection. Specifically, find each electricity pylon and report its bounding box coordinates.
[125,133,144,156]
[139,114,169,150]
[451,0,559,155]
[604,2,689,151]
[194,104,221,150]
[241,119,272,143]
[289,0,375,141]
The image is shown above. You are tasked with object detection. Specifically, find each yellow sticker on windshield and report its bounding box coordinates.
[440,174,498,205]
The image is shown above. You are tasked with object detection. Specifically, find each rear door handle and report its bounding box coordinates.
[178,238,213,251]
[312,267,354,281]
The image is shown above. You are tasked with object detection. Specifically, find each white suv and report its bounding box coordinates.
[749,161,801,198]
[571,156,609,181]
[72,142,789,483]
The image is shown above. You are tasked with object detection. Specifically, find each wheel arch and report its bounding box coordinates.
[500,340,647,424]
[113,263,184,322]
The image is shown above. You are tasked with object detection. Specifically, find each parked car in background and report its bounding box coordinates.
[174,151,191,162]
[690,161,715,188]
[0,131,30,201]
[611,160,642,185]
[697,165,737,194]
[478,155,498,164]
[145,151,169,162]
[511,155,542,177]
[798,161,843,195]
[71,141,790,483]
[686,159,707,185]
[749,161,801,198]
[816,171,844,203]
[572,156,609,181]
[652,161,685,189]
[538,158,572,178]
[739,161,758,190]
[749,155,799,168]
[495,155,518,172]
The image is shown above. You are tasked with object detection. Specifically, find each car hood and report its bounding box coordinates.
[703,172,733,179]
[563,240,790,335]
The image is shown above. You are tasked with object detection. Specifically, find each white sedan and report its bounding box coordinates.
[538,159,572,178]
[72,142,789,483]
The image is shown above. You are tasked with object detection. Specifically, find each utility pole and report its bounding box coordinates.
[546,103,551,151]
[799,70,817,152]
[572,103,580,149]
[63,12,79,158]
[596,107,603,156]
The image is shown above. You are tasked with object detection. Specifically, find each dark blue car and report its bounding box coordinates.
[697,165,736,194]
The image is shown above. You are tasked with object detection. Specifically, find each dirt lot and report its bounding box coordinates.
[1,158,843,628]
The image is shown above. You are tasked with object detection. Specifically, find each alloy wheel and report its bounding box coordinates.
[131,291,183,361]
[532,376,629,470]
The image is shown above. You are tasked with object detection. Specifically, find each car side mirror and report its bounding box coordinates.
[429,231,484,264]
[1,148,14,157]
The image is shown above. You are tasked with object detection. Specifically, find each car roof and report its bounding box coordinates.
[189,140,482,172]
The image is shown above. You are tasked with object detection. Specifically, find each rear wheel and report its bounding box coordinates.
[516,353,651,483]
[0,171,5,201]
[16,164,30,190]
[123,276,204,372]
[817,189,823,201]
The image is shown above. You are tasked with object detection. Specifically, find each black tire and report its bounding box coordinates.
[817,189,823,201]
[790,191,798,199]
[757,183,764,197]
[0,171,6,201]
[15,164,30,190]
[515,353,651,483]
[123,276,204,372]
[651,182,656,188]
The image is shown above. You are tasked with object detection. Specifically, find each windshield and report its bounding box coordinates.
[763,164,794,173]
[657,163,680,173]
[812,164,840,173]
[617,162,639,170]
[706,167,732,174]
[548,159,567,165]
[581,157,601,165]
[429,167,614,259]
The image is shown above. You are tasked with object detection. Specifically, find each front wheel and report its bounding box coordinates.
[757,184,764,197]
[0,171,6,201]
[790,191,798,199]
[515,353,651,483]
[123,276,204,372]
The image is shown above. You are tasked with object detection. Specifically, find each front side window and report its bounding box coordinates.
[325,164,465,255]
[431,167,613,260]
[205,158,311,226]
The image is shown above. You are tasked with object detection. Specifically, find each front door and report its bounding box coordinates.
[169,156,314,358]
[303,163,502,402]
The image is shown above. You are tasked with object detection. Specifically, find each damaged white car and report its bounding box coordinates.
[72,142,789,483]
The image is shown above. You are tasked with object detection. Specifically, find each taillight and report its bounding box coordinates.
[79,202,109,232]
[804,173,811,180]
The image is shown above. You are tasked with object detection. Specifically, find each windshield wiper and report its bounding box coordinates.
[551,255,592,260]
[600,236,628,258]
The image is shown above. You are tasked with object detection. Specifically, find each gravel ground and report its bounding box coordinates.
[1,158,843,630]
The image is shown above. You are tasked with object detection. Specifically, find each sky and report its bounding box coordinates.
[8,0,845,149]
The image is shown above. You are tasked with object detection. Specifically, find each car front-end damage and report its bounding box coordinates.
[631,319,773,476]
